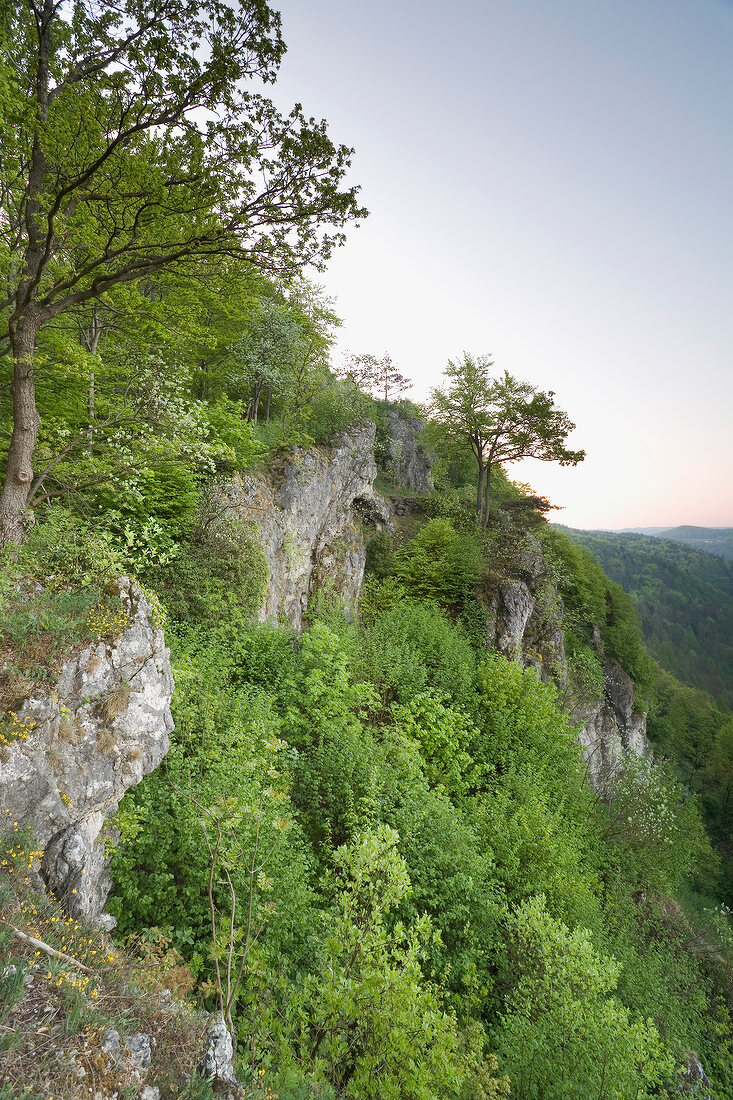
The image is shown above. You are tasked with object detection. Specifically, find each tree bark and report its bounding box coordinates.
[0,312,43,547]
[0,0,52,548]
[476,457,484,523]
[482,462,492,528]
[80,307,102,456]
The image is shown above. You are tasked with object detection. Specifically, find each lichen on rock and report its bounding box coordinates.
[0,578,173,922]
[219,422,388,631]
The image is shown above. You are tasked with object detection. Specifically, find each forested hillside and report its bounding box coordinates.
[625,526,733,561]
[561,527,733,710]
[2,2,733,1098]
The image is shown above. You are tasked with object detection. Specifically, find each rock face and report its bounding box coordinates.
[220,422,389,631]
[201,1014,242,1097]
[574,659,651,794]
[488,580,536,661]
[483,529,649,792]
[0,579,173,922]
[485,532,566,678]
[384,410,434,492]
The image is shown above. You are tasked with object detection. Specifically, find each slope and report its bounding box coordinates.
[559,527,733,711]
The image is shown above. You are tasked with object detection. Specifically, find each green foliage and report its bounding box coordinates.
[390,692,478,797]
[473,656,583,782]
[540,525,654,702]
[364,530,394,579]
[0,508,129,696]
[387,789,502,1015]
[494,896,674,1099]
[602,754,711,890]
[359,599,477,708]
[565,528,733,708]
[565,641,605,705]
[148,511,268,628]
[392,519,482,609]
[109,642,316,978]
[279,826,497,1100]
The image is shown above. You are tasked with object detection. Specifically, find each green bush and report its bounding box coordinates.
[392,518,482,609]
[364,530,394,579]
[148,514,268,627]
[494,896,675,1099]
[359,599,477,708]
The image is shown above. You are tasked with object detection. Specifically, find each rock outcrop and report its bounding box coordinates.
[483,528,649,791]
[574,659,651,793]
[0,579,173,923]
[485,531,566,678]
[201,1014,242,1097]
[220,422,389,631]
[384,410,434,492]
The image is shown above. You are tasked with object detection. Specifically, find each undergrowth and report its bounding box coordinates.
[0,826,212,1100]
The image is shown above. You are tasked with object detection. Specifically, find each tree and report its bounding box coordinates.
[0,0,366,546]
[341,351,411,404]
[428,354,584,527]
[495,895,674,1099]
[287,826,502,1100]
[230,301,304,424]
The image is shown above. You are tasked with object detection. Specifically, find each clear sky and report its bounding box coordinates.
[268,0,733,529]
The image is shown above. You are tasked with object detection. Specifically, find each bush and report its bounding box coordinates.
[148,513,268,628]
[364,531,394,579]
[392,519,482,609]
[359,600,477,708]
[494,896,675,1099]
[602,754,711,890]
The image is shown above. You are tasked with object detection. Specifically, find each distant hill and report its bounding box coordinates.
[556,526,733,710]
[620,525,733,560]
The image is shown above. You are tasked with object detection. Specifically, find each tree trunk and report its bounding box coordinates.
[0,1,51,547]
[81,308,102,456]
[482,463,492,528]
[0,314,43,547]
[476,458,484,523]
[251,379,262,425]
[265,384,272,422]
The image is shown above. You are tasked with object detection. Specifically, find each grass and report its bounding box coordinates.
[0,827,213,1100]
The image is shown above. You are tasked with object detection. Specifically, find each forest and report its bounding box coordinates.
[2,2,733,1098]
[562,528,733,710]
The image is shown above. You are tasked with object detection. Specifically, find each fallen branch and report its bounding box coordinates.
[8,925,95,975]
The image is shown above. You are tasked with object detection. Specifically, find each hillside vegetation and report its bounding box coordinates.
[2,2,733,1094]
[561,528,733,710]
[626,526,733,561]
[4,440,733,1097]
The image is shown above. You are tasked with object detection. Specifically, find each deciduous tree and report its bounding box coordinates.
[341,351,411,404]
[0,0,366,546]
[428,354,584,527]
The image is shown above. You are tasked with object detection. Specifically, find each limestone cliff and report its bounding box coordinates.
[383,410,434,492]
[573,658,651,792]
[220,422,389,631]
[485,530,566,677]
[484,527,650,790]
[0,578,173,923]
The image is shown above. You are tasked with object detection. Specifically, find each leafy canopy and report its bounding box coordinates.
[428,354,584,525]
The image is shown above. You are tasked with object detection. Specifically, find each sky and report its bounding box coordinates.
[267,0,733,530]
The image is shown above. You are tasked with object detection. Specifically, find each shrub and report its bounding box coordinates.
[364,531,394,579]
[149,514,268,628]
[392,519,482,609]
[494,896,675,1099]
[359,600,477,708]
